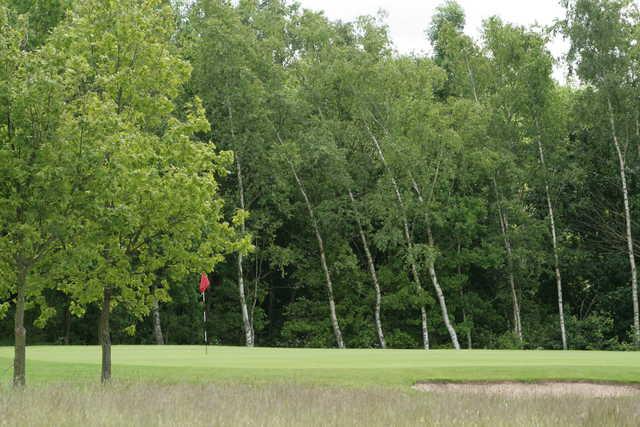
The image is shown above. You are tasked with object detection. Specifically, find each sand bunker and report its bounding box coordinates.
[413,382,640,398]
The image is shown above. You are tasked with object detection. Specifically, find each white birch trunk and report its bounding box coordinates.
[349,189,386,349]
[493,179,523,343]
[608,97,640,348]
[460,286,472,349]
[228,103,254,348]
[278,135,345,348]
[249,268,259,345]
[457,244,472,349]
[411,178,461,350]
[236,154,254,347]
[535,131,567,350]
[464,53,479,104]
[466,55,525,345]
[367,126,429,349]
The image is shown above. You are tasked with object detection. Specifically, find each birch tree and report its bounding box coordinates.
[366,126,430,349]
[483,17,571,348]
[349,189,386,348]
[188,0,297,346]
[563,0,640,347]
[275,130,345,349]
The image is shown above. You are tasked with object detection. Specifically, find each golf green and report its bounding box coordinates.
[1,346,639,387]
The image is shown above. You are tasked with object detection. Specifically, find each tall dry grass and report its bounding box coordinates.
[0,382,638,426]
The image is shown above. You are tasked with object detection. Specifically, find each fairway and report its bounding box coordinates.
[1,346,639,387]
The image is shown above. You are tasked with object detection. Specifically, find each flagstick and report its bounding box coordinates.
[202,291,208,355]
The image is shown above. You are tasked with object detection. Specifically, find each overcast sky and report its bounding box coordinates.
[297,0,569,81]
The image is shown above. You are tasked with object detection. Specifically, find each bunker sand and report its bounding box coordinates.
[413,381,640,398]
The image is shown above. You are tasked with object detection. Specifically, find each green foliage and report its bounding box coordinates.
[566,313,621,350]
[2,0,640,355]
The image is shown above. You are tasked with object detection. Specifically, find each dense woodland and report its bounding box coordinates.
[2,0,640,385]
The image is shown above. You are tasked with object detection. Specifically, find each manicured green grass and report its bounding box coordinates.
[1,346,639,387]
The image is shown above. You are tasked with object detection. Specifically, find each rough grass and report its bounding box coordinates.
[0,382,639,426]
[1,346,639,386]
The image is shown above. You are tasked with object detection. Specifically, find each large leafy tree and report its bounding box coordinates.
[0,2,74,387]
[1,0,245,385]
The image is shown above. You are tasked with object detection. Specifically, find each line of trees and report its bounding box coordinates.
[2,0,640,385]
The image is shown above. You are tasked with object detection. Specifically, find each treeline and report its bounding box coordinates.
[2,0,640,384]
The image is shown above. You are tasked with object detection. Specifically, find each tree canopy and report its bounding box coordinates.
[2,0,640,385]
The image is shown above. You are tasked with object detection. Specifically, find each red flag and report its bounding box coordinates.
[199,272,210,294]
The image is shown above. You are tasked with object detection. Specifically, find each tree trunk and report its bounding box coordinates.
[100,287,112,383]
[493,178,523,343]
[249,273,259,345]
[460,287,471,349]
[237,250,253,347]
[467,50,524,344]
[465,52,520,347]
[151,293,164,345]
[608,97,640,348]
[410,178,461,350]
[426,225,461,349]
[458,244,472,349]
[278,135,344,348]
[535,132,567,350]
[366,126,429,349]
[268,282,275,340]
[228,104,253,347]
[64,301,71,345]
[464,53,479,103]
[349,189,386,349]
[236,154,253,348]
[13,267,27,387]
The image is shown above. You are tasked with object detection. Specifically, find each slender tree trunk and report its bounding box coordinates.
[366,127,429,349]
[278,135,344,348]
[100,287,112,384]
[426,224,460,349]
[460,286,471,349]
[493,179,523,343]
[151,293,164,345]
[294,172,344,349]
[64,301,71,345]
[13,267,27,387]
[237,249,253,347]
[349,189,386,349]
[608,97,640,348]
[633,110,640,160]
[227,101,252,346]
[467,54,525,345]
[464,53,479,104]
[457,244,472,349]
[249,272,259,345]
[248,250,260,345]
[535,131,567,350]
[231,111,253,347]
[268,282,275,340]
[411,178,461,350]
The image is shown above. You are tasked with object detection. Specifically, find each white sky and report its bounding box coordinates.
[297,0,570,81]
